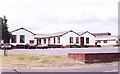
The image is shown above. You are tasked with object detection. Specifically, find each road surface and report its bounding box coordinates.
[0,47,119,55]
[0,47,119,73]
[1,63,119,72]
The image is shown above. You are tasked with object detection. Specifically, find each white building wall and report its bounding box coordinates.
[48,37,59,45]
[55,37,58,44]
[38,37,62,45]
[46,38,48,44]
[50,37,54,44]
[10,29,36,46]
[60,32,80,46]
[41,39,45,44]
[80,32,96,45]
[97,41,117,45]
[96,36,117,45]
[37,32,96,46]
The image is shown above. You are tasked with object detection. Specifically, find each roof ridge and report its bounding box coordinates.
[10,27,36,35]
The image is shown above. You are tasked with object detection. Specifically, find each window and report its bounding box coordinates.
[37,39,41,44]
[80,37,84,45]
[20,35,25,43]
[29,40,34,44]
[86,37,89,44]
[118,39,120,43]
[11,35,16,43]
[39,39,41,44]
[116,40,118,43]
[76,37,79,43]
[103,40,107,43]
[53,37,56,44]
[70,37,73,43]
[44,38,46,44]
[97,40,101,43]
[58,37,60,43]
[48,38,51,44]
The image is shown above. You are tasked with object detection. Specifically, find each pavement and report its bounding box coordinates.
[0,47,120,73]
[0,47,119,55]
[1,63,119,72]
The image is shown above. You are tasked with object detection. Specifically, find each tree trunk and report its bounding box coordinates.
[4,47,7,56]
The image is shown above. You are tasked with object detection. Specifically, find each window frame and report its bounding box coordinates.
[20,35,25,43]
[103,40,107,43]
[11,35,16,43]
[48,38,51,44]
[43,38,46,44]
[29,40,34,44]
[70,37,73,43]
[97,40,101,43]
[53,37,56,44]
[57,37,60,43]
[76,37,79,43]
[86,37,89,44]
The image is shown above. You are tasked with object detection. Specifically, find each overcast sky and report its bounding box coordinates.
[0,0,119,35]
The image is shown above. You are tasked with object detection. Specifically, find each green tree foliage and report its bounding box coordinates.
[0,16,11,43]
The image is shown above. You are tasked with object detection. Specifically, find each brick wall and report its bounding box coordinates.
[68,53,120,63]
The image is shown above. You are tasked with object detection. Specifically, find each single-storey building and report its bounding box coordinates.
[34,30,96,48]
[93,32,120,46]
[10,27,37,48]
[9,27,96,48]
[78,31,96,46]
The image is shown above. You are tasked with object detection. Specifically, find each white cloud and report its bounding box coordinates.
[0,0,119,35]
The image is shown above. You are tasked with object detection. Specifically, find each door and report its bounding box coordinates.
[80,37,84,45]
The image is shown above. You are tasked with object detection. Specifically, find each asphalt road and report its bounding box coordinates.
[0,47,119,55]
[0,47,120,73]
[1,63,119,72]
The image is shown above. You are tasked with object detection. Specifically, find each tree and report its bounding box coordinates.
[0,16,11,56]
[0,16,11,43]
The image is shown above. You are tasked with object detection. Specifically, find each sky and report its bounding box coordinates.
[0,0,119,35]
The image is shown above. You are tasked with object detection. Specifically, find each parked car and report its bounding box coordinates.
[1,43,12,49]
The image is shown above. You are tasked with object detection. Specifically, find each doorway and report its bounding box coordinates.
[80,37,84,45]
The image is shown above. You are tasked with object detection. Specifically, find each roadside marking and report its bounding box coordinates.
[104,70,117,72]
[13,68,22,74]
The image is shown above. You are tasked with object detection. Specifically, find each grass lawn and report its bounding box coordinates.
[0,54,85,68]
[0,54,118,68]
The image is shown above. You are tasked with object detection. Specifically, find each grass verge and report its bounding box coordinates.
[0,54,118,68]
[1,54,85,67]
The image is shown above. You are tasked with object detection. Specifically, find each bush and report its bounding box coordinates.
[76,45,81,48]
[16,44,25,48]
[97,45,101,47]
[82,45,89,48]
[114,44,120,47]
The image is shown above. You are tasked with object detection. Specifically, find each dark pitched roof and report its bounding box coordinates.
[35,30,80,38]
[10,27,36,35]
[93,32,111,36]
[78,31,96,37]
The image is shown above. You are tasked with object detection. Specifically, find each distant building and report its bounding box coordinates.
[93,32,120,46]
[93,32,111,36]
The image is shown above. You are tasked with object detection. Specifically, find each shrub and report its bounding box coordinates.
[114,44,120,47]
